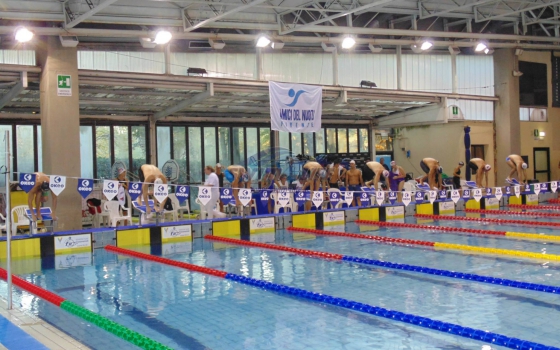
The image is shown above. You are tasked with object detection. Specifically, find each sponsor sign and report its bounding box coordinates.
[462,189,471,200]
[540,183,548,192]
[312,191,324,208]
[153,184,168,203]
[402,191,412,206]
[161,225,192,243]
[323,211,345,226]
[197,186,212,205]
[269,81,321,133]
[220,188,234,206]
[388,191,397,205]
[524,184,531,193]
[495,188,503,201]
[260,189,271,205]
[277,190,290,208]
[505,186,511,197]
[485,197,500,209]
[19,173,36,193]
[343,191,354,205]
[329,191,341,207]
[514,185,521,198]
[77,178,94,199]
[54,234,92,254]
[360,192,371,207]
[526,194,539,205]
[415,191,424,204]
[103,180,119,201]
[385,206,405,219]
[439,190,447,200]
[375,190,385,206]
[473,188,482,202]
[55,253,92,270]
[175,185,190,203]
[551,181,558,193]
[485,188,493,197]
[428,191,437,204]
[128,182,143,201]
[238,188,252,206]
[534,184,541,195]
[49,175,66,196]
[295,190,309,205]
[250,217,275,233]
[450,190,460,204]
[438,201,455,215]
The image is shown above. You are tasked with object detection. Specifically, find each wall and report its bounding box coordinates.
[515,51,560,181]
[393,121,495,185]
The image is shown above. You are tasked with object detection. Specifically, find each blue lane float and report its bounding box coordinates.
[341,256,560,294]
[225,273,560,350]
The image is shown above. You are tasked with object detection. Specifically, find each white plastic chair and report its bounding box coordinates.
[104,201,129,227]
[11,205,30,235]
[326,188,344,209]
[169,193,190,218]
[0,213,6,233]
[196,197,220,219]
[98,200,110,227]
[271,192,292,214]
[119,193,133,225]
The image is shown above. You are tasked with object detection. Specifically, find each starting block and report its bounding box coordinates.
[506,178,520,185]
[464,181,478,189]
[24,207,57,234]
[415,184,431,192]
[133,200,163,225]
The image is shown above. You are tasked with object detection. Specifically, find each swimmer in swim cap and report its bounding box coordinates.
[226,165,251,211]
[506,154,528,185]
[420,158,443,190]
[468,158,491,188]
[138,164,167,215]
[303,161,327,211]
[452,161,464,190]
[364,161,391,190]
[27,173,58,222]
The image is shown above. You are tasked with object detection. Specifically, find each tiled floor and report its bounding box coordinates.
[0,297,89,350]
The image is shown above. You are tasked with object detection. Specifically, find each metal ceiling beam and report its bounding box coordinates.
[0,72,27,110]
[154,83,214,119]
[419,0,498,19]
[183,0,269,32]
[65,0,121,29]
[474,0,560,22]
[280,0,393,34]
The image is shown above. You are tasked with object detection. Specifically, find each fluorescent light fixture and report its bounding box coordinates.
[139,37,157,49]
[341,36,356,49]
[154,30,172,45]
[420,40,433,51]
[271,40,284,50]
[475,42,487,52]
[539,131,546,137]
[321,42,336,52]
[15,27,33,43]
[368,44,383,53]
[208,38,226,49]
[256,35,271,47]
[484,48,494,55]
[448,46,460,55]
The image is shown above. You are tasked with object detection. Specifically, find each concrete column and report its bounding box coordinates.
[255,48,263,80]
[396,46,403,90]
[493,49,521,184]
[332,49,339,85]
[369,122,376,161]
[149,115,157,165]
[36,36,82,230]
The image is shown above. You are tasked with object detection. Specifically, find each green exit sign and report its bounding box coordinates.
[57,74,72,96]
[452,106,459,115]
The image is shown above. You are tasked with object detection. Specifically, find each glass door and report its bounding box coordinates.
[533,147,550,182]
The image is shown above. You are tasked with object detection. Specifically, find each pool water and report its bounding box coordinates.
[1,212,560,349]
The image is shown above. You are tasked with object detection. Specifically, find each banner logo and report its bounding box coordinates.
[77,178,94,199]
[19,173,36,193]
[49,175,66,196]
[270,81,322,133]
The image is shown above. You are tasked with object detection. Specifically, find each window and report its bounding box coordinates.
[157,126,171,168]
[326,128,337,153]
[96,126,111,179]
[173,127,187,183]
[232,127,245,166]
[131,126,146,176]
[303,133,314,156]
[203,127,216,167]
[337,128,348,153]
[80,126,94,178]
[291,133,302,155]
[519,61,548,107]
[16,125,34,174]
[114,126,129,168]
[348,129,358,153]
[189,127,202,183]
[315,129,325,154]
[218,127,231,167]
[359,129,369,153]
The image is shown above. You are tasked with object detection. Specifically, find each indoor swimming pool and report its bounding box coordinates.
[1,212,560,349]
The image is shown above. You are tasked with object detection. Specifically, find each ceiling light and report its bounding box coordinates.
[484,48,494,55]
[341,36,356,49]
[154,30,172,45]
[15,27,33,43]
[321,42,336,52]
[448,46,460,55]
[368,44,383,53]
[208,39,226,49]
[139,37,157,49]
[256,35,271,48]
[420,40,433,51]
[271,40,284,50]
[475,42,487,52]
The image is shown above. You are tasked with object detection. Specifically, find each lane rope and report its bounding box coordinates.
[0,268,171,350]
[509,204,560,211]
[354,219,560,243]
[548,199,560,203]
[289,226,560,261]
[415,214,560,228]
[104,245,560,350]
[465,209,560,218]
[205,235,560,294]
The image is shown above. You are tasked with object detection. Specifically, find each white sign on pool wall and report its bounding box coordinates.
[526,194,539,205]
[162,242,192,256]
[323,211,345,226]
[55,253,92,269]
[250,217,275,233]
[269,81,321,133]
[54,234,92,254]
[438,201,455,215]
[485,197,500,209]
[385,206,405,219]
[161,225,192,243]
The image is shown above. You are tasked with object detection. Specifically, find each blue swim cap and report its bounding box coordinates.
[506,157,510,162]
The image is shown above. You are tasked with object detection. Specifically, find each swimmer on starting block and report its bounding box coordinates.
[468,158,491,188]
[138,164,167,215]
[303,161,327,211]
[364,161,390,190]
[389,161,406,201]
[225,165,251,209]
[420,158,443,190]
[27,173,58,221]
[345,160,364,206]
[506,154,528,185]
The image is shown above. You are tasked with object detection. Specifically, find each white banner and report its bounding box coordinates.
[473,188,482,202]
[49,175,66,196]
[343,191,354,205]
[514,185,521,198]
[376,190,384,206]
[269,81,322,133]
[197,186,212,206]
[103,180,119,201]
[402,191,411,206]
[451,190,460,204]
[154,184,169,203]
[495,188,503,201]
[238,188,252,206]
[552,181,558,193]
[312,191,324,208]
[277,190,290,208]
[428,190,437,204]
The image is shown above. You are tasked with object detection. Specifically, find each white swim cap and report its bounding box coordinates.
[242,173,249,182]
[484,164,491,171]
[522,163,528,169]
[459,161,464,166]
[438,166,443,174]
[382,170,390,178]
[154,178,163,185]
[390,161,396,166]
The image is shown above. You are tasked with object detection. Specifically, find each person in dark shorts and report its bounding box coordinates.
[452,161,464,189]
[469,158,491,188]
[420,158,442,190]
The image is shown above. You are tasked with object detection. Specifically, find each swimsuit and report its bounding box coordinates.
[468,161,479,172]
[453,169,461,189]
[389,169,404,191]
[420,160,430,174]
[224,169,234,182]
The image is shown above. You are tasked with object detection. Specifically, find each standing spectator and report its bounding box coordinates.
[379,157,390,171]
[216,163,224,211]
[204,165,220,213]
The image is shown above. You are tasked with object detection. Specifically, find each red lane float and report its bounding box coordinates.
[105,245,228,278]
[0,268,65,306]
[205,236,344,260]
[465,209,560,218]
[548,199,560,203]
[509,204,560,211]
[415,214,560,228]
[286,227,436,247]
[355,219,507,237]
